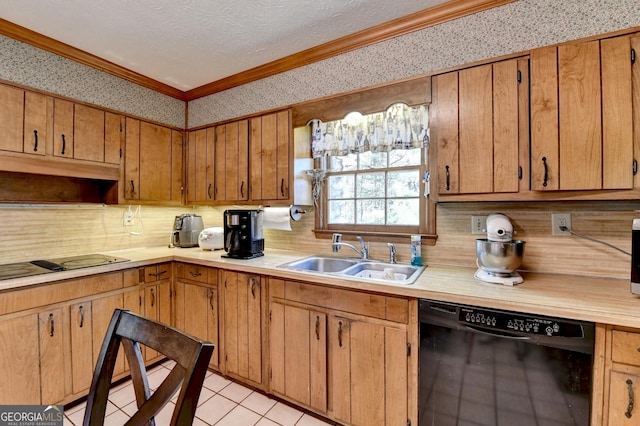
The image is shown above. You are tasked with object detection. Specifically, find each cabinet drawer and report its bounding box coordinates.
[144,263,171,283]
[179,264,209,283]
[612,330,640,366]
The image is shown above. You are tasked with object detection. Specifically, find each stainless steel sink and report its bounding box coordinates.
[278,255,425,285]
[280,256,359,273]
[341,262,421,284]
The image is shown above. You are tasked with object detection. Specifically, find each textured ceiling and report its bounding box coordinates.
[0,0,447,91]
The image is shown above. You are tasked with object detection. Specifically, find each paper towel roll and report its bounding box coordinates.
[263,207,292,231]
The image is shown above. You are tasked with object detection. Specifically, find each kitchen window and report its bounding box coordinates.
[309,104,435,242]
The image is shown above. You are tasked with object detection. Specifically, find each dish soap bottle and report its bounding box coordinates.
[410,235,422,266]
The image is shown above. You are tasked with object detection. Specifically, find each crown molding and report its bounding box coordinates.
[0,18,187,100]
[184,0,514,100]
[0,0,513,102]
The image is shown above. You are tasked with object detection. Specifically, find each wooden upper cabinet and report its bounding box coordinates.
[531,35,634,191]
[74,104,105,162]
[187,127,215,203]
[24,91,51,156]
[435,58,524,195]
[53,99,74,159]
[124,117,182,203]
[0,84,24,153]
[215,119,249,202]
[249,110,292,202]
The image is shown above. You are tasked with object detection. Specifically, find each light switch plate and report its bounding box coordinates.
[471,216,487,234]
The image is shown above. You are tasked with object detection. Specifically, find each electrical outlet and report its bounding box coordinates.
[123,210,135,226]
[471,215,487,234]
[551,213,571,236]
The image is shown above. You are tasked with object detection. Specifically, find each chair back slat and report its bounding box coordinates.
[83,309,214,426]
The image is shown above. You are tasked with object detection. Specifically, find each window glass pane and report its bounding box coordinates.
[328,200,354,224]
[328,175,354,199]
[359,151,387,170]
[388,198,420,225]
[356,172,385,198]
[330,153,357,172]
[356,200,385,224]
[389,148,422,167]
[387,170,420,197]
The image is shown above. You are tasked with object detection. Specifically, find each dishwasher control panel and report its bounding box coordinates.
[459,306,584,338]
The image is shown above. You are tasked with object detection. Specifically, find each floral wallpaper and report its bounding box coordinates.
[0,35,185,128]
[188,0,640,128]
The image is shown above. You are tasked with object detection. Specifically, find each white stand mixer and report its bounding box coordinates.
[474,213,525,286]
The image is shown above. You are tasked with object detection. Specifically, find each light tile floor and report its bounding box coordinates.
[63,361,337,426]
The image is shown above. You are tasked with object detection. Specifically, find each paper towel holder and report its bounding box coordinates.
[290,205,306,221]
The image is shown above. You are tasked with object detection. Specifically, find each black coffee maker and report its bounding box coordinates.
[222,209,265,259]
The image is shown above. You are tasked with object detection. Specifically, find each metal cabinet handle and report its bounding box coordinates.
[338,321,343,347]
[78,305,85,328]
[250,278,257,299]
[33,130,39,152]
[207,183,212,199]
[627,379,635,418]
[634,159,638,176]
[280,178,285,197]
[49,313,55,337]
[150,288,155,307]
[241,181,245,198]
[315,316,320,340]
[158,269,168,277]
[189,270,202,277]
[61,134,66,155]
[445,165,450,191]
[130,180,136,197]
[542,157,548,187]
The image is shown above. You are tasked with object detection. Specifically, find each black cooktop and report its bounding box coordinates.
[0,254,130,281]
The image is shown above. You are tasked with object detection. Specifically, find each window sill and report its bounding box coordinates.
[312,229,437,246]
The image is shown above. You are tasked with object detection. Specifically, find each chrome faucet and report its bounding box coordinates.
[331,233,370,260]
[387,243,396,264]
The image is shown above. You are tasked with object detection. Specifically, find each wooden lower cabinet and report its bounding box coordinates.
[270,302,327,413]
[220,270,264,387]
[39,307,68,404]
[174,263,219,369]
[0,313,42,404]
[600,326,640,425]
[269,278,416,426]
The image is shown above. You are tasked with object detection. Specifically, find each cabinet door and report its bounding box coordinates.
[105,112,123,165]
[222,271,262,385]
[0,84,24,153]
[74,104,105,162]
[39,308,67,404]
[558,40,602,190]
[92,294,124,376]
[187,128,214,202]
[139,121,172,201]
[70,301,93,395]
[330,316,408,426]
[608,370,640,425]
[24,91,50,156]
[0,313,40,404]
[270,302,327,412]
[433,72,459,194]
[250,110,291,202]
[124,117,140,200]
[53,99,74,159]
[215,120,249,201]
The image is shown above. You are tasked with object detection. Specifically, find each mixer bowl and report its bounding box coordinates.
[476,239,525,275]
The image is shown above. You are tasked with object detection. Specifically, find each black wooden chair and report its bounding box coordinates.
[83,309,214,426]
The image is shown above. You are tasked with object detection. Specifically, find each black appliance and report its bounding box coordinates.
[222,209,264,259]
[632,218,640,294]
[419,299,594,425]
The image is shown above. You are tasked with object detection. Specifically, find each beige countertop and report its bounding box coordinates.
[1,246,637,328]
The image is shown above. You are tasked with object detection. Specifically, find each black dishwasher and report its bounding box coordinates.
[419,299,594,426]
